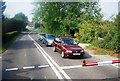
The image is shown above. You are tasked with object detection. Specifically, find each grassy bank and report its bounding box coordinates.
[1,31,19,54]
[85,45,120,58]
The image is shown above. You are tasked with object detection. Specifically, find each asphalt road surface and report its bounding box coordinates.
[2,33,120,81]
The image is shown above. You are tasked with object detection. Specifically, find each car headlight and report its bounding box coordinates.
[66,50,72,53]
[81,50,84,52]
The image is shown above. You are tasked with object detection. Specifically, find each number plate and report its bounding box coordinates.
[73,53,80,55]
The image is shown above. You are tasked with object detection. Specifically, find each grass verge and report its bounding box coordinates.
[85,45,120,58]
[1,31,19,54]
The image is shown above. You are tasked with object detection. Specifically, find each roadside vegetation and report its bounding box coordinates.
[32,2,120,55]
[85,45,120,58]
[1,1,28,54]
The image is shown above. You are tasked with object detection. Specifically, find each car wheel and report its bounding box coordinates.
[61,51,66,58]
[53,46,56,52]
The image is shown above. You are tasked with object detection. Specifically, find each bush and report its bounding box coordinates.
[2,31,19,45]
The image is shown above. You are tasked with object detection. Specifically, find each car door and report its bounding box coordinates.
[57,41,63,53]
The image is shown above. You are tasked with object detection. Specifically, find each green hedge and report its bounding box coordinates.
[2,31,19,53]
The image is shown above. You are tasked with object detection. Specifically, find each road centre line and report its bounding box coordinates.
[38,65,50,68]
[6,68,18,71]
[33,42,63,79]
[23,66,35,69]
[28,35,71,80]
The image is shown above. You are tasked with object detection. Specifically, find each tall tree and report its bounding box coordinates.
[0,1,6,19]
[14,12,28,31]
[33,2,102,37]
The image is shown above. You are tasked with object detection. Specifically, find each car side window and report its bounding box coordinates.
[54,38,61,43]
[61,41,67,45]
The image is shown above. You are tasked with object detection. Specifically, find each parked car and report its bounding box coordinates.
[39,33,46,41]
[53,37,85,58]
[42,34,56,46]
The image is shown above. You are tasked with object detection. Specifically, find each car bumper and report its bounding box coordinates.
[47,42,53,46]
[65,52,85,57]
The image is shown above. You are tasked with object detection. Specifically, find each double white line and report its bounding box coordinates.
[28,35,71,80]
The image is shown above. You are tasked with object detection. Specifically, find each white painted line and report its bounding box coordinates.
[6,68,18,71]
[33,41,71,79]
[111,63,120,69]
[29,34,71,80]
[60,65,82,69]
[39,46,71,79]
[38,65,50,68]
[33,42,63,79]
[23,66,35,69]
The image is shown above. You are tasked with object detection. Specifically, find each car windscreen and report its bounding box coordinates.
[41,34,45,37]
[62,39,77,45]
[47,35,55,40]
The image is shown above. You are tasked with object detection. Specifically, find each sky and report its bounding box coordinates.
[4,0,120,21]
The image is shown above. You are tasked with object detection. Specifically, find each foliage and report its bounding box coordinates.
[32,2,119,53]
[0,1,6,19]
[2,12,28,35]
[92,14,120,52]
[33,2,102,37]
[34,21,40,28]
[2,12,29,52]
[14,12,28,30]
[2,31,19,53]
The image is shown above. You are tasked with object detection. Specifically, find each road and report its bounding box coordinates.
[2,33,120,81]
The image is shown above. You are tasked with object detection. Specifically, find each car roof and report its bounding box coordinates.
[60,37,72,40]
[40,33,45,35]
[46,34,55,35]
[46,34,55,36]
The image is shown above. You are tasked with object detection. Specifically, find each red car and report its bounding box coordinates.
[53,37,85,58]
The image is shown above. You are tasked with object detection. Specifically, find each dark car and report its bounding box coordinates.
[42,34,56,46]
[53,37,85,58]
[39,33,46,41]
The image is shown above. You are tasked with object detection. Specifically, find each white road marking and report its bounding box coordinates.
[29,35,71,80]
[33,42,63,79]
[23,66,35,69]
[38,65,50,68]
[60,65,82,69]
[111,63,120,69]
[31,39,71,79]
[6,68,18,71]
[33,42,71,79]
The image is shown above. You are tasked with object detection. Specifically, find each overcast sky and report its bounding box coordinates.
[4,0,120,21]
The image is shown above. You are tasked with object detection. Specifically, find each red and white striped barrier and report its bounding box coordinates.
[82,59,120,66]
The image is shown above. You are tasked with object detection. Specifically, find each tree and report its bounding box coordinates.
[33,2,102,37]
[0,1,6,19]
[14,12,28,31]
